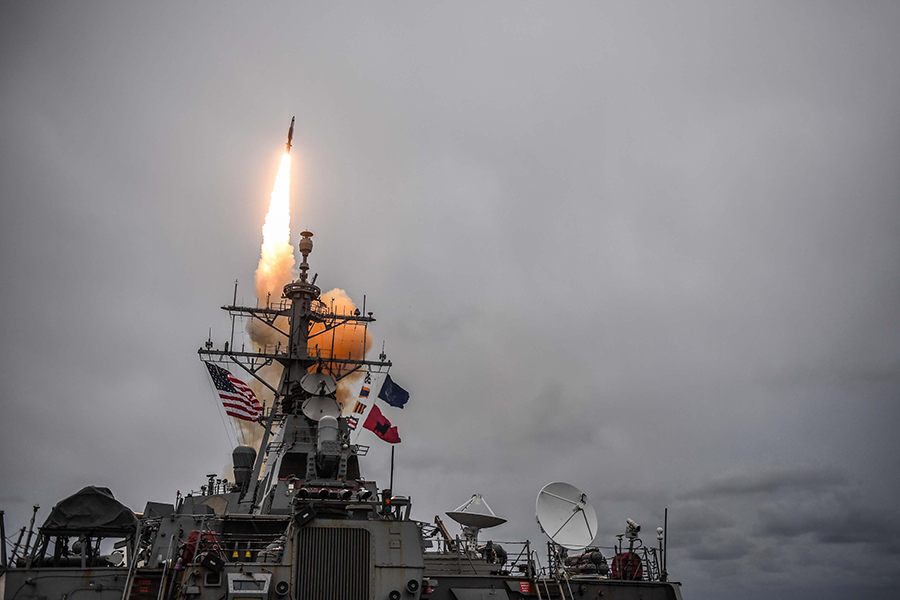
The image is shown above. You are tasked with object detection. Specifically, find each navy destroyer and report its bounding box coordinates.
[0,128,685,600]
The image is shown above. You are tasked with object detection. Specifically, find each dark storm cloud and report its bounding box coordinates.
[511,380,599,447]
[688,534,756,562]
[755,491,900,549]
[669,466,900,593]
[2,2,900,599]
[684,466,847,498]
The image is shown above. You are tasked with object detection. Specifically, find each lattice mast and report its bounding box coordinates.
[199,230,391,411]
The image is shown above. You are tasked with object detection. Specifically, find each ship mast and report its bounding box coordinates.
[198,231,392,511]
[199,231,391,407]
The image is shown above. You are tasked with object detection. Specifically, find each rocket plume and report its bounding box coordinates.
[240,152,295,447]
[237,148,372,444]
[255,153,295,303]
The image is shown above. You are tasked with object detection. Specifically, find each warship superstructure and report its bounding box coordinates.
[1,228,685,599]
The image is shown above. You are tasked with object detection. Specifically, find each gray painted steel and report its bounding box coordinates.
[0,229,685,600]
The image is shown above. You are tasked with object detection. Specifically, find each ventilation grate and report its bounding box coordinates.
[296,527,370,600]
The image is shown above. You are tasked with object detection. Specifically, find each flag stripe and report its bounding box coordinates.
[225,410,256,419]
[218,392,255,404]
[222,402,257,412]
[224,405,256,415]
[229,378,254,392]
[219,394,258,409]
[225,410,257,421]
[218,397,259,412]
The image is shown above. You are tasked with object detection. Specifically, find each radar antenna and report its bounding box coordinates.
[446,494,506,551]
[535,482,598,550]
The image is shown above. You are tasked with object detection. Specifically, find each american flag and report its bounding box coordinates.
[204,362,263,421]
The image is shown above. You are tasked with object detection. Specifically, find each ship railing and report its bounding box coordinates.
[266,435,367,455]
[266,427,319,448]
[638,545,663,581]
[231,297,378,319]
[237,344,381,368]
[252,343,290,357]
[181,538,286,566]
[239,345,365,360]
[610,541,666,582]
[491,540,535,577]
[302,347,373,366]
[425,538,535,577]
[215,535,286,564]
[542,543,667,583]
[266,441,286,453]
[171,517,290,565]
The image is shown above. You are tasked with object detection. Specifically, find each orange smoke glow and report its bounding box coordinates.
[311,288,373,411]
[246,152,372,419]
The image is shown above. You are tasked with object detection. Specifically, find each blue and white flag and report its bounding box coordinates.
[378,374,409,409]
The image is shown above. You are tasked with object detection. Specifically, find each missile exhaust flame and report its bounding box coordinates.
[236,125,372,446]
[240,149,295,448]
[254,152,295,303]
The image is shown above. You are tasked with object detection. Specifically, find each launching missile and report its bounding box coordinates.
[286,116,295,154]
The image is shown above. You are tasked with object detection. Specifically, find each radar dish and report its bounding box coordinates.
[301,395,341,421]
[446,494,507,530]
[535,482,598,550]
[300,372,337,396]
[446,512,507,529]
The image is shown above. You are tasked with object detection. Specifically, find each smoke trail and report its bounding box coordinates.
[239,152,295,448]
[239,151,372,446]
[312,288,374,411]
[254,153,295,303]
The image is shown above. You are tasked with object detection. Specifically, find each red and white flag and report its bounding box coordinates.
[204,362,263,421]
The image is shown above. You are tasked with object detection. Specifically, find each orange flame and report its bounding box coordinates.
[242,151,372,431]
[254,153,295,303]
[241,152,295,446]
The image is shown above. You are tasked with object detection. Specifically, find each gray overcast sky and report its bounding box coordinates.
[2,2,899,598]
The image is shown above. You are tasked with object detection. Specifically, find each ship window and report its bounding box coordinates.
[204,572,221,586]
[233,580,265,591]
[278,453,307,479]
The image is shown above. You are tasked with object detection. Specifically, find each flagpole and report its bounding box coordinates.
[389,446,395,493]
[230,279,238,349]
